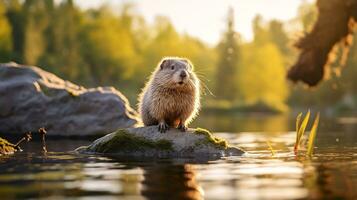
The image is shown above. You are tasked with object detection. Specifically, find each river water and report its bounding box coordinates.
[0,113,356,199]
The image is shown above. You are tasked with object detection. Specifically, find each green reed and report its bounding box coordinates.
[307,113,320,156]
[294,111,320,157]
[294,110,310,152]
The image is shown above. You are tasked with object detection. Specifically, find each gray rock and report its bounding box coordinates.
[0,62,140,136]
[76,126,244,158]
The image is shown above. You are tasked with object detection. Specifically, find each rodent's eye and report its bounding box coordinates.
[171,65,175,70]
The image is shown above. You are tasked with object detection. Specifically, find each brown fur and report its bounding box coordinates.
[138,57,200,132]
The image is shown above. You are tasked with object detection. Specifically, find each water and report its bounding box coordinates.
[1,114,357,200]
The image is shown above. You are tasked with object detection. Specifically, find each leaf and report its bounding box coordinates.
[307,112,320,157]
[294,110,310,152]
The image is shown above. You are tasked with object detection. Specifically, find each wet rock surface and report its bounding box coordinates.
[0,62,140,136]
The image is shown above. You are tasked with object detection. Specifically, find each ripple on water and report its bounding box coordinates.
[0,130,356,199]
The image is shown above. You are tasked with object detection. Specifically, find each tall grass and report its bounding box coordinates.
[294,110,310,152]
[307,113,320,156]
[294,111,320,157]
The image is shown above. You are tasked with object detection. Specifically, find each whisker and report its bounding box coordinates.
[196,76,215,97]
[201,81,215,97]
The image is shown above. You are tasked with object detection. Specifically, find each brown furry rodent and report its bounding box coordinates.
[138,57,200,133]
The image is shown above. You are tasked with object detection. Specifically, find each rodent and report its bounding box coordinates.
[138,57,200,133]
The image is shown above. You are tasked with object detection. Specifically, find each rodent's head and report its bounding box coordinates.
[153,57,199,90]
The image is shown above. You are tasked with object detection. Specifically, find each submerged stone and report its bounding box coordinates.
[76,126,244,158]
[0,137,17,155]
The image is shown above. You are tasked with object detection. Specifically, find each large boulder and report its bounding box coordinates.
[76,126,244,158]
[0,63,140,136]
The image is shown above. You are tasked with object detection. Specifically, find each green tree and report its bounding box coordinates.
[252,15,270,45]
[3,0,24,62]
[39,0,86,81]
[268,20,291,57]
[22,0,51,65]
[0,1,12,62]
[215,7,241,100]
[239,43,289,111]
[140,16,183,81]
[297,0,317,32]
[80,6,137,85]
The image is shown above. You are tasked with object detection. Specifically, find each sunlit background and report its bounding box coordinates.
[75,0,314,44]
[1,1,357,200]
[1,0,356,119]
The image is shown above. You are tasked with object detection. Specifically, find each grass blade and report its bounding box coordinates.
[266,141,275,156]
[294,110,310,152]
[307,113,320,157]
[295,112,302,142]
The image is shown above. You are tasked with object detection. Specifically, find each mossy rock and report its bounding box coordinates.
[0,137,17,155]
[76,126,244,158]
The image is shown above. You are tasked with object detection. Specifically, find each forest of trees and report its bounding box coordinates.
[0,0,356,113]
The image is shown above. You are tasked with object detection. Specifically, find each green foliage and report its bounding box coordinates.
[239,42,289,112]
[2,0,26,62]
[0,1,12,62]
[297,1,318,32]
[209,12,290,112]
[0,1,219,105]
[194,128,228,149]
[39,0,85,81]
[22,1,50,65]
[80,7,137,84]
[215,8,241,101]
[0,1,356,113]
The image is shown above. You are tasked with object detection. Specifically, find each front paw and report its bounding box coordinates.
[178,124,188,132]
[158,122,170,133]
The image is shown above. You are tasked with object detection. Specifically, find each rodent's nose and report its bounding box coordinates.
[180,71,187,78]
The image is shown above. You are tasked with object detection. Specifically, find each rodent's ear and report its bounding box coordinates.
[182,59,193,70]
[159,59,168,70]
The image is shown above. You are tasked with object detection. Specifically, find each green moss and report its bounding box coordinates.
[93,129,173,153]
[40,85,53,97]
[194,128,228,149]
[0,137,16,155]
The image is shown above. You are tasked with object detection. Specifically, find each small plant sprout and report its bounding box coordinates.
[15,132,32,150]
[294,110,310,153]
[39,128,47,153]
[307,113,320,157]
[266,141,275,156]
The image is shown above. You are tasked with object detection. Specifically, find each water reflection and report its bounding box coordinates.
[0,115,356,199]
[192,113,291,132]
[142,164,203,199]
[192,112,356,134]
